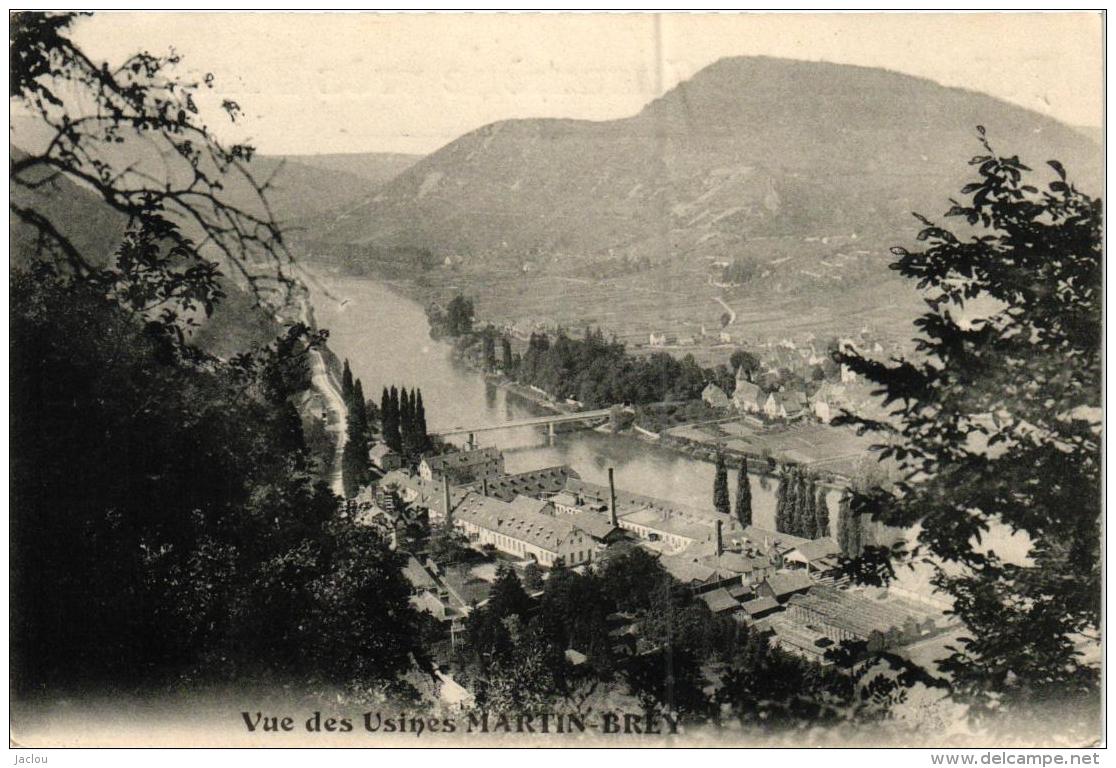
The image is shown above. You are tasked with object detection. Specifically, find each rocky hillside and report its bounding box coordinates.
[317,56,1101,271]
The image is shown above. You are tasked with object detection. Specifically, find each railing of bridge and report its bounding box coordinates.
[430,408,615,437]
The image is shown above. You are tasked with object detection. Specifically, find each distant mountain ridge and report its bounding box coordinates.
[275,152,420,187]
[317,56,1101,268]
[9,115,417,230]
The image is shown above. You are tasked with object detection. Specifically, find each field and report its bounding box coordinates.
[664,418,881,478]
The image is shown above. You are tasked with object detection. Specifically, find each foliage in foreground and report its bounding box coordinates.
[10,267,424,694]
[835,133,1102,715]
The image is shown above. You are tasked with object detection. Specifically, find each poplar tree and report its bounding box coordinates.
[774,469,791,534]
[341,359,354,404]
[415,389,430,453]
[800,474,817,539]
[386,386,402,453]
[380,386,394,451]
[398,387,410,450]
[341,380,372,498]
[351,379,368,442]
[712,453,730,517]
[734,463,753,529]
[784,468,800,536]
[836,489,852,557]
[501,337,514,373]
[814,483,830,538]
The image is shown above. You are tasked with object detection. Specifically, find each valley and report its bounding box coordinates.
[297,56,1099,360]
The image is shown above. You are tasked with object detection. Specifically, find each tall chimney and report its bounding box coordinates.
[443,476,453,525]
[608,467,619,527]
[715,520,724,557]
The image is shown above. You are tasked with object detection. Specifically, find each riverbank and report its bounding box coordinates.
[311,266,871,485]
[274,269,349,496]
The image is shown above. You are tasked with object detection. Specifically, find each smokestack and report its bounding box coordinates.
[608,467,619,527]
[443,476,452,524]
[715,520,724,557]
[482,476,489,497]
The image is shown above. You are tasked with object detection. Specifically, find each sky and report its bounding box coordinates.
[69,12,1104,156]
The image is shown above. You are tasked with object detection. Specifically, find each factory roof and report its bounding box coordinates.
[787,538,841,563]
[740,596,781,617]
[454,493,580,553]
[657,556,719,585]
[566,511,622,541]
[620,507,710,541]
[762,570,815,598]
[423,447,503,473]
[699,588,741,614]
[469,465,578,502]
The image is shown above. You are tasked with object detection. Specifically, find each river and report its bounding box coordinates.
[309,272,795,531]
[308,272,1029,581]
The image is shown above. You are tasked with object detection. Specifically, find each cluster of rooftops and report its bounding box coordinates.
[386,448,947,664]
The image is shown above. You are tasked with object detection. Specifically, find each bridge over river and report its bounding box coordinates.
[430,407,618,438]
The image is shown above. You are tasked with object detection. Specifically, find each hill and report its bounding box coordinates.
[9,115,384,231]
[306,56,1101,349]
[321,57,1099,260]
[10,145,282,357]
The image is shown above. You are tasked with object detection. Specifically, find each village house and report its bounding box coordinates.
[402,556,470,625]
[451,492,594,567]
[810,381,848,423]
[763,390,808,420]
[756,369,781,390]
[732,377,764,414]
[419,446,505,484]
[702,383,731,409]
